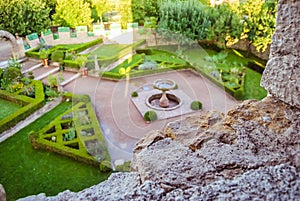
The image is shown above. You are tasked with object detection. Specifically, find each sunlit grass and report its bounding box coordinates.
[0,102,111,201]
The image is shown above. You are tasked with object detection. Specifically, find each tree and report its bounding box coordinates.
[52,0,93,28]
[206,4,243,48]
[0,0,51,36]
[116,0,133,28]
[239,0,277,52]
[91,0,115,24]
[132,0,160,25]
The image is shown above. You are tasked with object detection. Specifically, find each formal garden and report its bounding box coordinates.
[0,0,277,200]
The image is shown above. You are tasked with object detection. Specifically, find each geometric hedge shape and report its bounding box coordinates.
[0,80,45,133]
[29,96,110,167]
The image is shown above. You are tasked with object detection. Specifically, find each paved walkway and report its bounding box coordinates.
[64,70,239,164]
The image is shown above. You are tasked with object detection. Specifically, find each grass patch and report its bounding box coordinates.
[90,44,130,58]
[0,99,21,120]
[0,102,111,201]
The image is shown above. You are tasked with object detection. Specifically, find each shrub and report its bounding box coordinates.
[99,160,112,172]
[144,110,158,122]
[3,67,22,84]
[7,58,22,69]
[131,91,138,97]
[190,101,202,110]
[51,50,65,62]
[115,161,131,172]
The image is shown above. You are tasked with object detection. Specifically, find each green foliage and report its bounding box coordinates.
[91,0,115,24]
[39,49,50,59]
[53,0,93,28]
[0,80,45,133]
[131,91,138,97]
[3,67,22,84]
[0,0,51,36]
[158,0,243,48]
[99,160,112,172]
[7,58,22,69]
[132,0,160,25]
[144,110,158,122]
[115,161,131,172]
[51,50,65,62]
[76,55,88,68]
[0,102,111,201]
[29,98,110,167]
[190,100,202,110]
[239,0,277,52]
[116,0,133,28]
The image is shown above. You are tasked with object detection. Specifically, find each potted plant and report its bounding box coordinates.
[40,49,49,67]
[76,55,88,77]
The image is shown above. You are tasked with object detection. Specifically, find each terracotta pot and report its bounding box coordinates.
[81,67,88,77]
[42,58,48,67]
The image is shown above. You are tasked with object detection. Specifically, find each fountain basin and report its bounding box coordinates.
[146,93,183,111]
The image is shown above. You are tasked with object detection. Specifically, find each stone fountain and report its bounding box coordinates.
[146,79,182,111]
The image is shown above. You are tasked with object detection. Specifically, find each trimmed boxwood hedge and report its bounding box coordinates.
[29,93,110,167]
[190,101,202,110]
[25,38,103,61]
[192,66,245,100]
[0,80,45,133]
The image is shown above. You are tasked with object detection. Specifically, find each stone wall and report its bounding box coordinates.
[261,0,300,108]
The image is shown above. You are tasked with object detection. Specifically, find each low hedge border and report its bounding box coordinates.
[25,38,103,62]
[192,66,245,100]
[29,93,110,167]
[101,65,187,81]
[0,80,45,133]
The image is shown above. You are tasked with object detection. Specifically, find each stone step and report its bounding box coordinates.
[22,63,43,74]
[0,57,28,69]
[61,73,81,86]
[34,67,60,80]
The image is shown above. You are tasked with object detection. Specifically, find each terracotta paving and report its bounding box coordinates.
[63,69,239,163]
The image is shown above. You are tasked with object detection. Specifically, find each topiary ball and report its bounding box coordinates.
[131,91,138,97]
[190,101,202,110]
[144,110,158,122]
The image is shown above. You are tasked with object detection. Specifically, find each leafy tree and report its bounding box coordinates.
[132,0,160,25]
[239,0,277,52]
[0,0,51,36]
[91,0,115,24]
[52,0,93,28]
[116,0,133,28]
[206,4,243,48]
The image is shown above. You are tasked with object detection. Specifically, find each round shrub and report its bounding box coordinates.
[51,50,65,62]
[144,110,158,122]
[3,67,22,83]
[99,160,112,173]
[131,91,138,97]
[190,101,202,110]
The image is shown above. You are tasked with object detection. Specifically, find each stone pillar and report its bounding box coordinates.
[261,0,300,109]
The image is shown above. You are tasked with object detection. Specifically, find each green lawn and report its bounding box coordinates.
[0,102,111,201]
[0,99,22,120]
[90,44,130,58]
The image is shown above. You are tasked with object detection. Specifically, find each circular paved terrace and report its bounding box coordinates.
[63,69,239,164]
